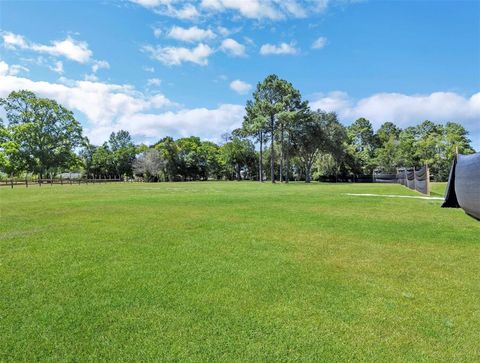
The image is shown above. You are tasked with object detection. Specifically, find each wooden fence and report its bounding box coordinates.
[0,177,123,188]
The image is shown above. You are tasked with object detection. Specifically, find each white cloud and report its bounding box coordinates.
[0,60,29,76]
[1,31,108,69]
[312,36,327,49]
[149,93,172,108]
[167,26,216,42]
[130,0,169,8]
[116,104,244,141]
[2,31,111,77]
[309,91,480,136]
[147,78,162,86]
[276,0,307,17]
[153,27,162,38]
[49,61,64,74]
[92,60,110,73]
[199,0,330,19]
[0,69,176,143]
[0,74,150,130]
[310,0,329,13]
[130,0,339,20]
[130,0,199,19]
[220,38,246,57]
[0,61,9,75]
[2,32,28,48]
[200,0,284,20]
[260,42,298,55]
[30,36,92,63]
[143,66,155,72]
[0,70,242,145]
[84,74,99,82]
[143,43,213,66]
[162,3,199,19]
[9,64,29,76]
[230,79,252,94]
[217,26,231,37]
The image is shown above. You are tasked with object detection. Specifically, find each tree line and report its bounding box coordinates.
[0,76,475,182]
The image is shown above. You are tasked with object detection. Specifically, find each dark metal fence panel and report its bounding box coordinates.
[374,166,430,195]
[396,169,407,186]
[317,175,373,183]
[374,173,397,183]
[406,169,416,190]
[414,165,429,195]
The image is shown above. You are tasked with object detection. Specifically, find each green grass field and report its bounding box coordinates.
[1,182,479,362]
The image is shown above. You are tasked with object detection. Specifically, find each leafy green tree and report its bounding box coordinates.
[414,120,444,178]
[155,136,179,181]
[0,121,26,176]
[292,110,342,183]
[175,136,204,180]
[375,135,400,172]
[242,101,269,181]
[346,118,377,175]
[0,90,84,178]
[246,74,306,183]
[397,127,418,167]
[277,111,299,182]
[91,144,113,177]
[199,141,222,180]
[220,136,256,181]
[376,122,401,145]
[444,122,475,155]
[374,122,402,172]
[416,121,474,180]
[108,130,136,177]
[80,141,97,178]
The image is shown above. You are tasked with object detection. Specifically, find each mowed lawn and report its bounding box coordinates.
[0,182,479,362]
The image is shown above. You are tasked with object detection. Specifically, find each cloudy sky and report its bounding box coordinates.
[0,0,479,148]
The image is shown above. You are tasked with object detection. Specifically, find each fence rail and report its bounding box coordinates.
[0,177,123,188]
[317,175,374,183]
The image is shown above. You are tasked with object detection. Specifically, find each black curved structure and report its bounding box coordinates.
[442,153,480,220]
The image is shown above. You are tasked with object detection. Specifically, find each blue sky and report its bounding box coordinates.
[0,0,479,148]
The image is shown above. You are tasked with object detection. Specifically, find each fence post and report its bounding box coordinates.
[413,168,416,191]
[10,177,13,189]
[25,177,28,188]
[60,176,63,185]
[426,163,431,196]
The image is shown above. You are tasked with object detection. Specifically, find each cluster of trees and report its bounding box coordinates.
[342,118,475,181]
[0,91,258,181]
[236,75,474,182]
[135,136,256,181]
[81,131,137,178]
[0,78,475,182]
